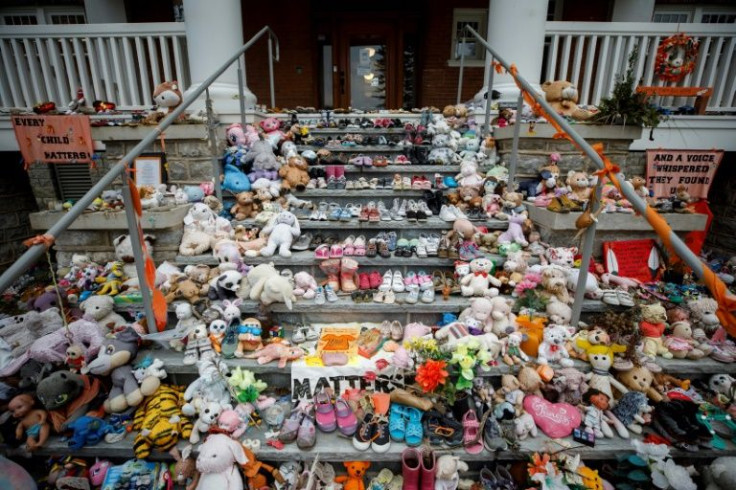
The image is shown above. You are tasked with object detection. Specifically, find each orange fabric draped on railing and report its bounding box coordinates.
[501,62,736,335]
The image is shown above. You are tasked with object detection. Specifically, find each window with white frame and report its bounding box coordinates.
[652,12,691,23]
[701,12,736,23]
[451,9,488,62]
[0,7,85,25]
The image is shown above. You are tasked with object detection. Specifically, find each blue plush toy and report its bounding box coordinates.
[66,415,113,449]
[222,162,251,193]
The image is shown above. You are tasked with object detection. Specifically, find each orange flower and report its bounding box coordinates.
[415,359,449,393]
[528,453,551,477]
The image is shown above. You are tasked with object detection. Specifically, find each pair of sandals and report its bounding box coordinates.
[601,288,636,307]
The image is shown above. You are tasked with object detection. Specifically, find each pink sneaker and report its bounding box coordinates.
[314,391,337,432]
[315,244,330,260]
[335,399,358,436]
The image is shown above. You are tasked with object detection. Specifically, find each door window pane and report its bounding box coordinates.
[350,44,385,109]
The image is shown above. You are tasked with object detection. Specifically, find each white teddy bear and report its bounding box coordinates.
[79,295,127,334]
[260,210,301,258]
[460,257,501,297]
[514,411,538,440]
[455,160,485,188]
[179,203,233,256]
[251,177,281,198]
[537,324,574,367]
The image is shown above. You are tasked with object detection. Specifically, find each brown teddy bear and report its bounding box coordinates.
[164,275,208,304]
[628,176,655,205]
[616,365,664,403]
[541,80,597,121]
[278,156,310,191]
[230,191,259,220]
[457,186,482,210]
[496,191,526,220]
[567,170,593,202]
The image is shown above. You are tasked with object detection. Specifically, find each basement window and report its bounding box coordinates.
[451,9,487,63]
[51,164,93,202]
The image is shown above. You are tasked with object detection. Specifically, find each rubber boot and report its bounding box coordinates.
[402,448,421,490]
[319,258,341,292]
[419,448,436,490]
[340,257,359,293]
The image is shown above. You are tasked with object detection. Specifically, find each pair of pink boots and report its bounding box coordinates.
[402,447,435,490]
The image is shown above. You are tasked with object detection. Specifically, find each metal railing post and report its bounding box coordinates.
[120,179,157,333]
[456,46,465,106]
[206,88,223,203]
[483,56,494,137]
[0,26,277,293]
[570,179,603,327]
[268,35,276,109]
[508,93,524,190]
[237,57,246,129]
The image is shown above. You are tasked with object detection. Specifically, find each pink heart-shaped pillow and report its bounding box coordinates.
[523,395,581,438]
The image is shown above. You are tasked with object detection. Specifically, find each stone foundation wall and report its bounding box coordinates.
[0,155,39,271]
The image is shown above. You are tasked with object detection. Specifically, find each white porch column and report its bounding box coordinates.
[182,0,256,114]
[474,0,547,104]
[83,0,126,23]
[612,0,655,22]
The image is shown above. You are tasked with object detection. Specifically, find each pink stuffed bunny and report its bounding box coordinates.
[217,409,247,438]
[196,433,248,490]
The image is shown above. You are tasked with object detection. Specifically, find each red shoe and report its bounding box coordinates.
[358,273,371,290]
[369,270,382,289]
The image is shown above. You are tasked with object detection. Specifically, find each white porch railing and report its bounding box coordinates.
[0,23,188,110]
[544,22,736,112]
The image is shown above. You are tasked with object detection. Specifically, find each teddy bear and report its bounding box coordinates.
[687,297,721,336]
[489,296,517,337]
[260,210,300,258]
[278,156,310,191]
[627,175,656,205]
[434,455,469,490]
[640,303,673,361]
[495,191,527,220]
[165,276,208,304]
[457,186,482,211]
[546,298,572,326]
[616,365,663,403]
[460,257,501,297]
[518,365,545,396]
[458,297,495,334]
[179,203,234,256]
[540,80,597,121]
[334,461,370,490]
[567,170,593,202]
[502,331,529,365]
[540,267,572,304]
[79,296,127,334]
[665,320,707,359]
[230,191,259,220]
[455,160,484,188]
[238,263,296,310]
[537,324,574,367]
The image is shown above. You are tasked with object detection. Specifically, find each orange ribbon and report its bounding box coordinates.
[492,61,504,74]
[23,234,55,249]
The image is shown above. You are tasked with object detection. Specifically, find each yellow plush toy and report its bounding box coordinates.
[541,80,597,121]
[133,385,192,459]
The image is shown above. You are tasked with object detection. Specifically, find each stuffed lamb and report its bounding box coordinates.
[260,210,300,258]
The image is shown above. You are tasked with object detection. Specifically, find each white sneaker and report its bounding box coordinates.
[451,205,467,220]
[392,271,405,293]
[417,201,433,217]
[416,237,428,258]
[421,288,435,303]
[379,270,393,292]
[405,285,419,304]
[439,205,456,222]
[398,200,407,218]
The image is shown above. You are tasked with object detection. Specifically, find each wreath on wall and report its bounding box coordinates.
[655,33,699,82]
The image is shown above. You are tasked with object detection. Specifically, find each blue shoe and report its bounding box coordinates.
[340,206,352,222]
[404,407,424,447]
[443,176,458,188]
[328,203,342,221]
[389,404,407,442]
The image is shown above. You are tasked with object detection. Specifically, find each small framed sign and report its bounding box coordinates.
[133,153,167,187]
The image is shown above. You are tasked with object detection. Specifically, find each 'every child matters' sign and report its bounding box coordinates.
[646,149,722,199]
[12,115,94,166]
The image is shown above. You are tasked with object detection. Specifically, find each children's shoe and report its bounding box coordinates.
[314,286,326,305]
[369,270,383,289]
[335,399,358,436]
[392,271,405,293]
[296,411,317,449]
[358,273,371,291]
[372,415,391,453]
[353,412,376,451]
[404,407,424,447]
[420,288,435,303]
[314,391,337,432]
[402,448,421,490]
[324,285,339,302]
[370,469,395,490]
[389,404,407,442]
[379,270,393,292]
[405,285,419,304]
[462,409,484,454]
[279,408,305,443]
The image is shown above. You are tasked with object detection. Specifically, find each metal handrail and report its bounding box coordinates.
[0,26,280,332]
[461,25,734,326]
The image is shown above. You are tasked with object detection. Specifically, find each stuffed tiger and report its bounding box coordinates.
[133,384,192,459]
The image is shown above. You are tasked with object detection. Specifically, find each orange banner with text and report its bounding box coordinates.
[12,115,94,167]
[646,149,722,199]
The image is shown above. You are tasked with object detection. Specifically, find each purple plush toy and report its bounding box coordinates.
[497,213,529,247]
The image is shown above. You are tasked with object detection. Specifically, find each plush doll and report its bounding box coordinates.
[534,159,562,198]
[152,81,182,114]
[37,370,101,432]
[575,340,628,400]
[497,212,529,247]
[208,270,243,301]
[459,297,496,335]
[544,246,605,299]
[244,342,305,368]
[212,241,246,274]
[293,272,318,300]
[171,445,200,490]
[226,122,259,148]
[230,191,259,220]
[180,203,234,256]
[455,160,484,188]
[537,324,574,367]
[482,193,503,219]
[514,411,538,441]
[234,317,263,356]
[567,170,593,202]
[688,297,721,336]
[518,365,545,397]
[496,191,527,221]
[0,307,64,358]
[540,267,572,304]
[544,367,588,405]
[222,163,252,193]
[582,388,615,438]
[82,327,161,412]
[94,261,126,296]
[460,257,501,297]
[166,276,208,305]
[502,331,529,365]
[616,365,664,403]
[260,210,301,258]
[702,456,736,490]
[239,262,296,309]
[489,296,516,337]
[217,409,248,438]
[79,295,127,333]
[278,156,310,191]
[65,415,113,449]
[183,324,214,365]
[665,320,707,359]
[182,358,232,417]
[89,458,113,487]
[546,299,572,326]
[65,345,86,373]
[133,384,193,459]
[190,400,227,444]
[540,80,596,120]
[610,391,652,435]
[259,117,285,146]
[433,455,468,490]
[601,184,634,213]
[334,461,371,490]
[9,393,50,451]
[640,303,673,360]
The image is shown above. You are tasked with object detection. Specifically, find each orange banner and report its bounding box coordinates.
[12,115,94,166]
